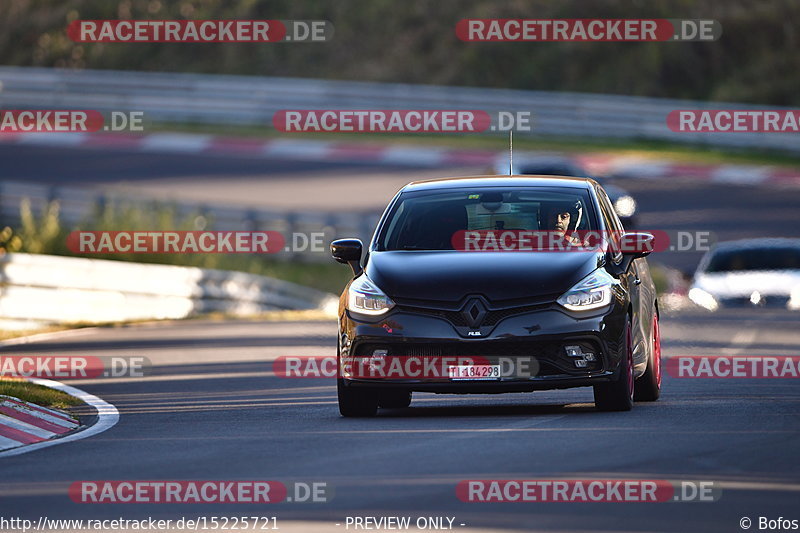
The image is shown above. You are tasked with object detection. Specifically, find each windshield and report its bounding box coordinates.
[378,188,596,251]
[704,246,800,272]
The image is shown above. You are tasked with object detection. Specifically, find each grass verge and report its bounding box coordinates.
[0,379,83,410]
[0,325,76,342]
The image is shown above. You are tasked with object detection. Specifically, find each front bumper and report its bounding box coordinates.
[339,300,628,394]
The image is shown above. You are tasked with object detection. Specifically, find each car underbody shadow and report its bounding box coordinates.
[375,400,597,418]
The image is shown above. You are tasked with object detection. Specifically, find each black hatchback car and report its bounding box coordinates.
[331,176,661,416]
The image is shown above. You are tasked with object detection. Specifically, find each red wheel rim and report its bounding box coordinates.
[653,313,662,388]
[626,323,634,400]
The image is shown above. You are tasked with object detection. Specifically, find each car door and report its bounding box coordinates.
[596,185,652,371]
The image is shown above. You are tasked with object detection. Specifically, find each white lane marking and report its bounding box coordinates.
[381,146,446,166]
[0,413,55,439]
[0,379,119,458]
[608,160,672,179]
[0,326,100,348]
[263,139,333,159]
[68,370,276,385]
[140,133,212,152]
[711,165,770,185]
[14,132,88,146]
[722,329,758,355]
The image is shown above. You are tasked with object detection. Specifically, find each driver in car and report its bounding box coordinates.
[542,201,585,248]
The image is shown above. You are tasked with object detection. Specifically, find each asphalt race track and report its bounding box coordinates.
[1,311,798,533]
[1,144,799,532]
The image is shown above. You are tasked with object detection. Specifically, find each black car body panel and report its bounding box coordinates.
[366,250,603,302]
[334,175,658,405]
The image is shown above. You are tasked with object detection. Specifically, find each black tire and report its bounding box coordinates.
[337,378,378,417]
[594,319,634,412]
[378,390,412,409]
[634,311,662,402]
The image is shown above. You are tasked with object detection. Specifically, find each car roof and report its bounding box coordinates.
[401,175,597,193]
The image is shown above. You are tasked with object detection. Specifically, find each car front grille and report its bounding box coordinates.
[398,303,550,327]
[353,339,604,376]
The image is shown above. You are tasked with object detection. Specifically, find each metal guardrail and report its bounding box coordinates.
[0,67,795,271]
[1,66,797,152]
[0,180,380,263]
[0,253,338,328]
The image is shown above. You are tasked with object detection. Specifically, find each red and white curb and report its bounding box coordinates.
[0,394,79,449]
[576,154,800,188]
[1,131,798,187]
[0,131,498,168]
[0,379,119,458]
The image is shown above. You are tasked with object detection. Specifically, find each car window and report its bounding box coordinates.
[596,186,624,233]
[379,188,596,250]
[594,186,625,258]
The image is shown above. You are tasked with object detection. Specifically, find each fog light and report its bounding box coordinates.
[565,345,583,357]
[369,349,388,370]
[574,359,588,368]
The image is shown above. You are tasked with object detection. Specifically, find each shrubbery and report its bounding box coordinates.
[0,199,350,294]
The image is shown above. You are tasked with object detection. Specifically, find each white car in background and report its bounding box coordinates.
[689,239,800,311]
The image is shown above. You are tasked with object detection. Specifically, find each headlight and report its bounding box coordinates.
[557,270,614,311]
[688,287,719,311]
[614,196,637,218]
[347,275,395,315]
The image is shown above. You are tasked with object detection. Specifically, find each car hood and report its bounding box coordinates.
[366,250,604,303]
[693,271,800,297]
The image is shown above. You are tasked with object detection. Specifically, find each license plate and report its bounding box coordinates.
[448,365,501,380]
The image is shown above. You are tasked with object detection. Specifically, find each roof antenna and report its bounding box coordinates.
[508,129,513,176]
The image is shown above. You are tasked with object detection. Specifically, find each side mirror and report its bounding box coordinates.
[331,238,363,276]
[607,232,655,276]
[619,232,655,259]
